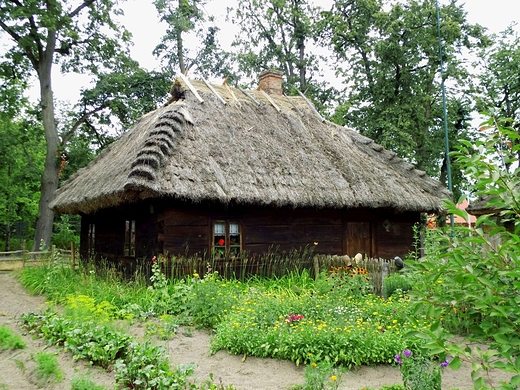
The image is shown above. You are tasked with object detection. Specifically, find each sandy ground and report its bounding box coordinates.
[0,272,512,389]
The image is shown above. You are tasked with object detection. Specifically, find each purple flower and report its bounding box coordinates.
[395,354,402,364]
[403,349,412,358]
[441,360,449,368]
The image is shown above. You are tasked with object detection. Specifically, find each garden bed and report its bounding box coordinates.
[0,272,512,389]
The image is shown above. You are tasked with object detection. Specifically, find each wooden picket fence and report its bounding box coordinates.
[0,244,76,271]
[160,252,399,296]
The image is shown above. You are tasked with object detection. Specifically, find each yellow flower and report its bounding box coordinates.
[311,363,317,368]
[331,375,337,381]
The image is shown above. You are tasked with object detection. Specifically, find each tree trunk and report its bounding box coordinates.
[33,34,60,251]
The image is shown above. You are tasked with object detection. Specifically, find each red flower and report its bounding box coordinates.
[151,256,157,263]
[218,238,225,246]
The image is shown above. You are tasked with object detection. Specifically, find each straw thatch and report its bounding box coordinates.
[50,76,451,215]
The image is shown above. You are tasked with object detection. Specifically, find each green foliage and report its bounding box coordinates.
[0,112,43,251]
[21,311,132,368]
[395,349,446,390]
[52,214,79,249]
[299,361,344,390]
[114,340,183,390]
[70,375,105,390]
[382,273,413,298]
[230,0,337,112]
[315,266,373,299]
[474,26,520,139]
[145,314,179,340]
[407,116,520,389]
[153,0,232,78]
[188,271,243,329]
[0,325,26,350]
[211,287,420,367]
[32,351,63,386]
[321,0,485,194]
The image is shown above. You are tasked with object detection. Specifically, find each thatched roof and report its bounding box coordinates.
[50,76,451,215]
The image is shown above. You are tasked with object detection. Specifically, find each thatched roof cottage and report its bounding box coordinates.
[51,70,450,267]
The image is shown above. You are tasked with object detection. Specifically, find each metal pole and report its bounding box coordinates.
[435,0,455,229]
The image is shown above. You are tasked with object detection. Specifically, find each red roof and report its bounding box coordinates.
[447,199,477,226]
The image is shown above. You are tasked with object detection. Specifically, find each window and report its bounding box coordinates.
[213,221,241,258]
[87,223,95,258]
[124,220,136,257]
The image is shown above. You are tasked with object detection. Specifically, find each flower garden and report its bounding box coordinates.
[6,117,520,389]
[10,254,468,389]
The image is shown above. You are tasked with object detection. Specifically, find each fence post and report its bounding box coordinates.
[71,241,76,269]
[22,240,27,268]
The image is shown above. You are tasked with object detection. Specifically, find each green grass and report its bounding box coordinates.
[0,325,26,350]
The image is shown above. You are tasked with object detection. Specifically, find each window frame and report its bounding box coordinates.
[124,219,136,257]
[212,220,242,258]
[87,223,95,258]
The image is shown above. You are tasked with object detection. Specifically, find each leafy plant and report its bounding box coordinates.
[21,311,132,368]
[299,361,344,390]
[32,351,63,386]
[114,340,189,390]
[382,273,413,298]
[145,314,179,340]
[188,271,241,329]
[0,325,25,350]
[395,349,447,390]
[407,116,520,389]
[70,375,105,390]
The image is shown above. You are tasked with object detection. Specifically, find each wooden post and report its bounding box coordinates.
[71,241,76,269]
[22,240,27,268]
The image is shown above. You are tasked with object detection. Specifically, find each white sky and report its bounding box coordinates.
[45,0,520,105]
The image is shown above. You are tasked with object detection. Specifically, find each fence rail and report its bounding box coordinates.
[0,245,75,271]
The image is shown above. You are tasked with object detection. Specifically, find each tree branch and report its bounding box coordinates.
[0,19,40,69]
[60,103,110,147]
[68,0,96,19]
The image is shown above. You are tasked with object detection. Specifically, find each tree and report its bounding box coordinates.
[321,0,488,195]
[473,25,520,167]
[153,0,232,79]
[229,0,336,109]
[0,0,131,250]
[0,71,44,250]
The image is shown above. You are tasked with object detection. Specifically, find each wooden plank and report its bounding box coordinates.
[162,209,209,226]
[344,221,372,258]
[245,224,341,244]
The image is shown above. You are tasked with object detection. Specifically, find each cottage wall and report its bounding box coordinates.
[80,200,419,265]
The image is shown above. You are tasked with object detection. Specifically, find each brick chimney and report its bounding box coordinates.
[258,69,283,95]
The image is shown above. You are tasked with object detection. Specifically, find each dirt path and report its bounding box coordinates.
[0,272,512,389]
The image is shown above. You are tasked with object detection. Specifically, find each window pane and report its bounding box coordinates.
[130,220,136,257]
[214,222,225,235]
[230,223,239,235]
[213,222,225,247]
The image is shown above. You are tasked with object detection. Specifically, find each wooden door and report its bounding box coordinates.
[344,222,372,258]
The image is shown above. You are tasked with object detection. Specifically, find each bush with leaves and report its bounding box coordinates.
[407,116,520,389]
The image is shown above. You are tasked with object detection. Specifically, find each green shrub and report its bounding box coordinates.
[407,116,520,389]
[382,273,413,298]
[0,325,25,350]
